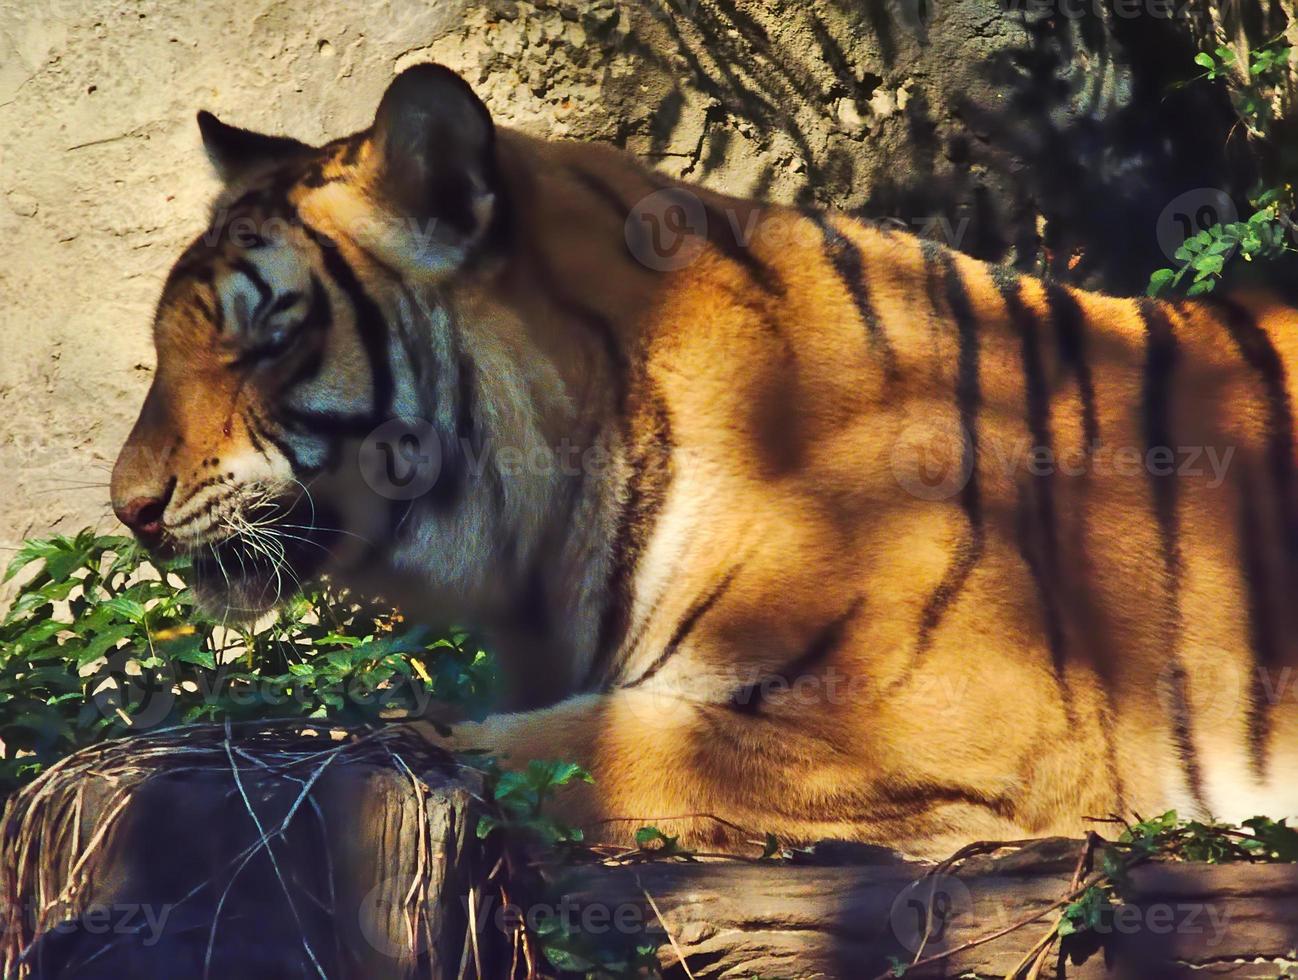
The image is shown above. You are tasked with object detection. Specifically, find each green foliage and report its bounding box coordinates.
[1118,809,1298,863]
[475,758,594,848]
[1055,811,1298,944]
[631,825,696,862]
[1057,883,1116,938]
[1148,191,1292,297]
[534,914,660,980]
[0,530,495,793]
[1149,39,1295,296]
[1189,38,1292,130]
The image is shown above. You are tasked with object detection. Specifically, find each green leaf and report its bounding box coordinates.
[635,825,666,846]
[1194,52,1215,69]
[101,596,146,623]
[1193,253,1225,276]
[542,946,595,972]
[75,624,136,667]
[4,540,61,582]
[166,639,216,671]
[1146,268,1176,296]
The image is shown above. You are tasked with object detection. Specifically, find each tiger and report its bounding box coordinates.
[109,63,1298,858]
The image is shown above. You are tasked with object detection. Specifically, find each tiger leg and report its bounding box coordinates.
[414,688,1033,854]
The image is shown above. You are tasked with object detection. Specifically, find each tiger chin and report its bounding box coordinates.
[110,63,1298,858]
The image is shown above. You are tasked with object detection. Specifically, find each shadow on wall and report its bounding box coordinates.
[609,0,1264,294]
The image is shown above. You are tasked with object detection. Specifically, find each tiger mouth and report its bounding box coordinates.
[184,499,337,616]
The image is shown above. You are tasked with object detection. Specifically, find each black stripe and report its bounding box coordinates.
[1097,698,1129,819]
[1214,298,1298,553]
[623,564,741,689]
[996,269,1068,680]
[339,135,363,167]
[230,257,273,318]
[192,292,216,323]
[1141,299,1180,571]
[246,407,308,474]
[808,212,898,380]
[729,595,864,714]
[277,406,375,438]
[589,385,674,686]
[173,474,226,510]
[1045,281,1100,450]
[1238,472,1281,780]
[243,411,268,459]
[1137,298,1207,813]
[1013,484,1070,692]
[914,534,982,655]
[569,166,632,226]
[930,242,982,529]
[643,172,784,295]
[893,242,986,682]
[416,337,474,515]
[1211,298,1295,781]
[951,250,982,525]
[300,223,393,419]
[920,239,946,379]
[527,250,629,415]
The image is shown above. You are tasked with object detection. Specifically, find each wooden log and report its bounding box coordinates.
[4,731,1297,979]
[558,838,1298,979]
[0,722,497,979]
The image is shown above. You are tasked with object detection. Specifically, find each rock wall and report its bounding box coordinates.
[0,0,1262,581]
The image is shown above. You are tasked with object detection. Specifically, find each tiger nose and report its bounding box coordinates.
[114,482,174,543]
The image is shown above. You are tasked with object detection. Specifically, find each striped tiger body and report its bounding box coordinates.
[110,65,1298,856]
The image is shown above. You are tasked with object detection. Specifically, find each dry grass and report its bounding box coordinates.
[0,719,461,979]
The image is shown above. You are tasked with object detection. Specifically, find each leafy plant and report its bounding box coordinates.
[475,758,594,848]
[2,530,671,974]
[0,530,496,793]
[533,913,661,980]
[1053,811,1298,946]
[1149,38,1296,296]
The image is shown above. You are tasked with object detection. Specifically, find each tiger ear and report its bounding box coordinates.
[368,64,499,258]
[197,110,312,183]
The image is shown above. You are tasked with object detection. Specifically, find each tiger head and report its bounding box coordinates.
[110,65,573,619]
